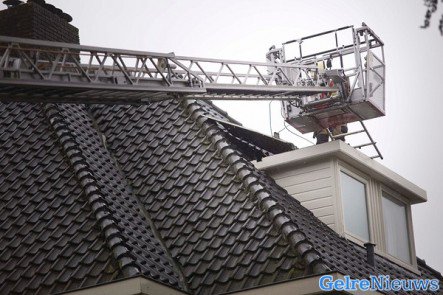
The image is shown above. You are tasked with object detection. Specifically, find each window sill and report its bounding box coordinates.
[343,234,421,276]
[375,250,421,276]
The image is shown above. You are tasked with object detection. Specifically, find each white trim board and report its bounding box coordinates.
[253,140,426,204]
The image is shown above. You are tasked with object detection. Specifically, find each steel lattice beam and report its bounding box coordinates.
[0,36,338,104]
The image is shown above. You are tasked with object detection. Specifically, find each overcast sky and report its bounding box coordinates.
[2,0,441,272]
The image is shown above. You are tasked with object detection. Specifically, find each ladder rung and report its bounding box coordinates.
[370,155,381,159]
[331,129,364,139]
[353,142,375,149]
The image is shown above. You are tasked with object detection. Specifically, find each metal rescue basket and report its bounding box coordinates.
[268,23,386,134]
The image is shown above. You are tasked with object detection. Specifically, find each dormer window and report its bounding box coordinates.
[254,141,426,271]
[339,171,370,241]
[337,166,416,269]
[382,192,412,264]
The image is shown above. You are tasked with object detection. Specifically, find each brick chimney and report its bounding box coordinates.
[0,0,79,44]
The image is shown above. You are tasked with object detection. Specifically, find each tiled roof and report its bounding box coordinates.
[1,99,442,295]
[255,170,443,290]
[90,100,312,294]
[0,102,182,294]
[0,103,119,294]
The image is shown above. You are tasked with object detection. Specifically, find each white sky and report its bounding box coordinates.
[2,0,442,272]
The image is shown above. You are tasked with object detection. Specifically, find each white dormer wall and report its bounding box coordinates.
[253,140,426,272]
[269,158,338,230]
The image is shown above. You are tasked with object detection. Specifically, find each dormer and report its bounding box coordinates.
[254,140,426,272]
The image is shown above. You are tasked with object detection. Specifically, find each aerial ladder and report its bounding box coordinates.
[0,23,385,159]
[267,23,385,158]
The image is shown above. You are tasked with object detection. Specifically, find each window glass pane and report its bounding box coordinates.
[340,171,369,241]
[382,193,411,263]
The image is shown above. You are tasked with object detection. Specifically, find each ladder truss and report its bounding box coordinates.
[0,24,385,160]
[0,36,339,104]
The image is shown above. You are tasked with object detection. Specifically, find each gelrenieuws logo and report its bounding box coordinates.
[319,275,440,292]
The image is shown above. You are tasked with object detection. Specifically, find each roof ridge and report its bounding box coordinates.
[43,103,140,278]
[183,100,330,275]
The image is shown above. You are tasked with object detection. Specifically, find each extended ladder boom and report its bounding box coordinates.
[0,24,385,160]
[0,36,338,104]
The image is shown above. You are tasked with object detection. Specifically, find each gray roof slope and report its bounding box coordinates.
[50,103,183,287]
[0,103,119,294]
[252,170,443,293]
[90,100,312,294]
[90,99,442,295]
[0,102,183,294]
[0,99,441,295]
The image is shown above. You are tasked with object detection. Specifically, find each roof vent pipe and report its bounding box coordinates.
[364,242,376,267]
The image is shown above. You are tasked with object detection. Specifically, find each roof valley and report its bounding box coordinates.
[42,103,141,278]
[87,107,191,292]
[183,100,330,275]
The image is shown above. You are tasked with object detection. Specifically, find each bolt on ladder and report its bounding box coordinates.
[327,121,383,159]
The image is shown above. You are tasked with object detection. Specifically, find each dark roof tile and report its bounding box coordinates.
[89,100,314,294]
[0,102,185,294]
[1,96,441,295]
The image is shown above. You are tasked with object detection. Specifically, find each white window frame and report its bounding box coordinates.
[336,163,373,246]
[379,185,418,271]
[335,161,418,271]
